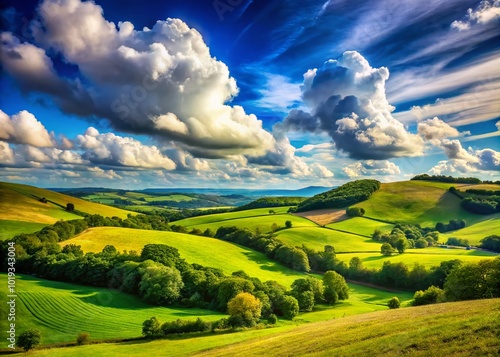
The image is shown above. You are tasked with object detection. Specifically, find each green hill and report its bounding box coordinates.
[0,182,133,239]
[26,299,500,356]
[63,227,311,287]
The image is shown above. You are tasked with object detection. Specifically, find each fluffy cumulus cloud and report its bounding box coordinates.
[451,0,500,31]
[77,127,176,170]
[276,51,424,160]
[343,160,401,178]
[0,0,274,158]
[417,117,462,142]
[0,110,54,147]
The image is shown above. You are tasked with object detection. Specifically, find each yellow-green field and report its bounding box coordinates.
[275,227,381,252]
[353,181,498,227]
[326,217,394,237]
[175,207,292,226]
[27,299,500,356]
[335,247,499,269]
[63,227,311,287]
[440,218,500,246]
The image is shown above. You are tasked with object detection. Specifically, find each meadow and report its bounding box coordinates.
[275,227,381,253]
[440,218,500,246]
[174,207,292,226]
[326,217,394,237]
[26,299,500,356]
[63,227,311,287]
[0,273,224,345]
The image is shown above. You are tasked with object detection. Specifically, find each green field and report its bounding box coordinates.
[64,227,311,287]
[275,227,381,253]
[0,273,224,345]
[0,219,47,240]
[175,207,292,226]
[335,247,499,269]
[27,299,500,356]
[353,181,497,227]
[327,217,394,237]
[440,218,500,246]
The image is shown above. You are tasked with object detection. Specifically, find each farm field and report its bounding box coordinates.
[275,227,381,253]
[174,207,292,226]
[353,181,493,227]
[63,227,311,287]
[327,217,394,237]
[440,218,500,246]
[0,219,46,240]
[27,299,500,356]
[335,248,499,269]
[0,273,224,345]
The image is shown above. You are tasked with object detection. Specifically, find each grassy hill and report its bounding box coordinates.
[0,182,133,240]
[326,217,394,237]
[0,273,224,345]
[63,227,311,287]
[440,218,500,246]
[27,299,499,356]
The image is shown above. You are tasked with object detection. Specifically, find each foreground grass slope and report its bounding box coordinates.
[64,227,310,287]
[196,298,500,357]
[0,182,133,238]
[28,299,499,356]
[0,273,224,345]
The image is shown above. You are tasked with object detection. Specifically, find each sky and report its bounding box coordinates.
[0,0,499,189]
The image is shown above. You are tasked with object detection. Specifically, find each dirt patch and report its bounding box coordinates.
[294,208,348,226]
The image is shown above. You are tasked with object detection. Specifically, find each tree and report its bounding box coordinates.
[285,220,293,228]
[216,277,254,311]
[269,209,276,214]
[323,270,349,304]
[412,286,444,306]
[66,203,75,212]
[381,243,395,256]
[278,295,299,319]
[139,264,184,305]
[76,332,90,345]
[346,206,365,217]
[388,297,400,309]
[142,317,162,336]
[394,238,409,254]
[16,329,41,351]
[227,292,262,327]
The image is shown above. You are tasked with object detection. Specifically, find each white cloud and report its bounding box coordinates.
[255,74,302,112]
[278,51,424,160]
[0,142,15,164]
[0,110,54,147]
[77,127,176,170]
[343,160,401,178]
[0,0,277,158]
[451,0,500,31]
[417,117,464,142]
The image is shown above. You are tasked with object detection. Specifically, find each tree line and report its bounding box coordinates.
[411,174,483,184]
[233,197,305,211]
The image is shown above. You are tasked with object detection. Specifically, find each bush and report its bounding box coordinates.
[161,318,211,335]
[381,243,395,256]
[227,292,262,327]
[388,297,400,309]
[16,329,41,351]
[412,286,444,306]
[346,206,365,217]
[267,313,278,324]
[446,237,469,247]
[480,235,500,252]
[142,317,162,337]
[76,332,90,345]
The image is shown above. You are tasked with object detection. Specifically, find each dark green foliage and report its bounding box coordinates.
[377,261,409,288]
[427,260,463,288]
[161,318,211,335]
[381,243,395,256]
[16,329,41,351]
[139,264,184,305]
[465,188,500,196]
[461,197,498,215]
[76,332,90,345]
[267,313,278,324]
[444,257,500,301]
[480,235,500,252]
[234,197,305,211]
[291,277,324,311]
[411,174,481,184]
[346,206,365,217]
[446,237,470,247]
[296,180,380,212]
[140,244,181,267]
[412,286,444,306]
[66,203,75,212]
[323,270,349,304]
[388,297,400,309]
[435,219,466,233]
[215,277,254,311]
[285,220,293,228]
[278,295,300,319]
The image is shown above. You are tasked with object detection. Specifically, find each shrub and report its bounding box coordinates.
[412,286,444,306]
[388,297,400,309]
[16,329,41,351]
[346,206,365,217]
[142,317,162,337]
[76,332,90,345]
[267,313,278,324]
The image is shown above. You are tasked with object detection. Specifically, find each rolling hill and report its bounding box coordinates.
[0,182,133,239]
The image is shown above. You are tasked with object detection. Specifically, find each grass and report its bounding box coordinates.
[27,299,500,356]
[335,247,499,269]
[353,181,496,227]
[195,299,500,357]
[326,217,394,237]
[63,227,312,287]
[175,207,293,227]
[0,219,46,240]
[440,218,500,246]
[0,182,132,225]
[274,227,381,253]
[189,215,317,234]
[0,273,224,345]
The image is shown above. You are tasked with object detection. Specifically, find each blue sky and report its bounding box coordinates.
[0,0,499,188]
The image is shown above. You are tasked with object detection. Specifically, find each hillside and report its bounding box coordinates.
[195,298,500,357]
[26,299,500,356]
[0,182,133,239]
